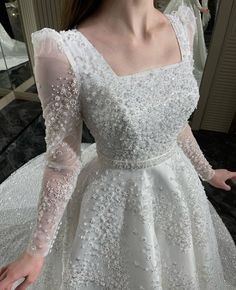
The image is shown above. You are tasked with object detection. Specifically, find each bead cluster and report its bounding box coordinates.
[177,124,216,181]
[60,14,199,166]
[26,41,83,256]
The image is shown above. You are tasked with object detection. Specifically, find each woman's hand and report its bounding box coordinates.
[0,251,44,290]
[207,169,236,191]
[200,7,209,14]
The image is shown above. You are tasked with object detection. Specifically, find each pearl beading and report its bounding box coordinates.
[96,142,178,169]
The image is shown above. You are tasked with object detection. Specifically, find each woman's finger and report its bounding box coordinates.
[232,176,236,183]
[229,171,236,181]
[222,182,231,191]
[15,276,32,290]
[5,285,12,290]
[0,266,8,277]
[0,270,18,290]
[0,273,9,289]
[0,268,8,281]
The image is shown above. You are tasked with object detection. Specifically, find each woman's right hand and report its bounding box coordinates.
[0,251,44,290]
[200,7,209,14]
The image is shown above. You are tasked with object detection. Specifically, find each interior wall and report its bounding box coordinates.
[192,0,236,133]
[17,0,38,68]
[18,0,64,68]
[33,0,64,31]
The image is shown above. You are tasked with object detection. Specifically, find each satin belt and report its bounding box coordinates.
[96,142,178,169]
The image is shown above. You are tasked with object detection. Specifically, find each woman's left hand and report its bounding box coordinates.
[207,169,236,191]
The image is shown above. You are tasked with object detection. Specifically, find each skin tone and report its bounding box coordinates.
[75,0,185,76]
[200,7,209,13]
[0,0,235,289]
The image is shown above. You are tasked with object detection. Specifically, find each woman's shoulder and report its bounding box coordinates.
[166,5,196,27]
[31,27,64,57]
[31,27,77,53]
[31,27,82,57]
[31,27,63,45]
[165,5,197,41]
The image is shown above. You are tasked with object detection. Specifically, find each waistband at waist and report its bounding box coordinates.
[96,143,178,169]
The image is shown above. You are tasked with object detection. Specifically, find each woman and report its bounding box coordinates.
[164,0,211,86]
[0,0,236,289]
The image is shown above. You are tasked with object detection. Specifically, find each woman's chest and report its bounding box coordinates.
[79,62,199,140]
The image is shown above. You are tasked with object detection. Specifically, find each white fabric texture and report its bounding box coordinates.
[164,1,210,86]
[0,5,236,290]
[201,0,211,29]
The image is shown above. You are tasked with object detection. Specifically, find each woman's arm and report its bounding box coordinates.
[191,0,210,14]
[191,0,203,10]
[177,123,215,181]
[25,28,83,257]
[176,7,236,188]
[177,123,236,189]
[175,6,215,181]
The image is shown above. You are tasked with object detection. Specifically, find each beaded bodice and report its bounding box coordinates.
[60,13,199,162]
[25,6,215,258]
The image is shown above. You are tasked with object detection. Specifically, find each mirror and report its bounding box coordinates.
[0,37,12,97]
[0,0,32,97]
[155,0,220,88]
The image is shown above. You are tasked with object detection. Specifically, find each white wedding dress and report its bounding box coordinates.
[0,5,236,290]
[164,0,211,87]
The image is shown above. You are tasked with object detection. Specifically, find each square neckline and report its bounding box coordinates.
[73,12,185,79]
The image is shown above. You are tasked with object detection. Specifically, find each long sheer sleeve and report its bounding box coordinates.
[177,123,215,181]
[25,28,83,257]
[175,6,215,182]
[191,0,203,10]
[176,5,197,62]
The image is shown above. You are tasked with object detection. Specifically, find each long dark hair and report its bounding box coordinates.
[61,1,101,31]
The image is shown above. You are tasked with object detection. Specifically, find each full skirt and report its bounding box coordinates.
[0,143,236,290]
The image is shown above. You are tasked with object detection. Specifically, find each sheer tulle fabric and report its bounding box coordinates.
[26,31,83,257]
[164,2,209,86]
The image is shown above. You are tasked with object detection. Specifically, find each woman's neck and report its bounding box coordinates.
[96,0,162,38]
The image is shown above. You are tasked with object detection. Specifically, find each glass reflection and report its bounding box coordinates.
[0,0,32,92]
[155,0,220,87]
[0,38,12,94]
